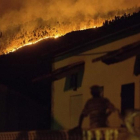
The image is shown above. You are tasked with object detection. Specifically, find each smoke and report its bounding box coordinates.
[0,0,140,54]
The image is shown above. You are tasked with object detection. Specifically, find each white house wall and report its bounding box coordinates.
[52,33,140,130]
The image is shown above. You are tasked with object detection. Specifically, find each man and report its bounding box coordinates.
[77,85,117,129]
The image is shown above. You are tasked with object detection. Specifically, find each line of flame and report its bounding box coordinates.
[5,26,98,55]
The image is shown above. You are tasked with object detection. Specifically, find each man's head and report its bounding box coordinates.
[90,85,102,98]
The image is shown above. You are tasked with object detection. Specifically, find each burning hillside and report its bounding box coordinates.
[0,0,140,55]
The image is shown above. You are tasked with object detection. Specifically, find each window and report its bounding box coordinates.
[134,54,140,76]
[64,68,84,91]
[69,73,78,91]
[121,83,135,116]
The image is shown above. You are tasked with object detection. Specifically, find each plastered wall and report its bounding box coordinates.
[52,33,140,129]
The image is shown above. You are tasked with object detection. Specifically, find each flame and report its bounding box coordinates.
[3,21,102,55]
[6,35,59,54]
[1,6,139,55]
[0,0,140,56]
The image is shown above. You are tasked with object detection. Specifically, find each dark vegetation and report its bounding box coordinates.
[103,10,140,30]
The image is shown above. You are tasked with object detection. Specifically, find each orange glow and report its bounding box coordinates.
[6,35,57,54]
[4,22,102,55]
[0,1,139,55]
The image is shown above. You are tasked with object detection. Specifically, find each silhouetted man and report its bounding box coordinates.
[77,85,117,129]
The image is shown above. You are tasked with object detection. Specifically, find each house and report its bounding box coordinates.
[0,11,140,131]
[34,12,140,130]
[51,34,140,130]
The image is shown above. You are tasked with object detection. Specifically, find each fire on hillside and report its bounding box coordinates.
[0,1,140,55]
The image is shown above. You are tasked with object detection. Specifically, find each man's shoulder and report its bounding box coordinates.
[101,97,110,102]
[86,98,93,103]
[85,98,95,105]
[102,97,109,100]
[87,97,108,101]
[86,97,110,104]
[86,97,104,103]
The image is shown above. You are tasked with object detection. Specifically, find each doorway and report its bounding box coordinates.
[70,94,83,128]
[121,83,135,116]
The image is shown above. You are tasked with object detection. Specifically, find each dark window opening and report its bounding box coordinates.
[69,73,78,91]
[64,68,84,91]
[121,83,135,116]
[134,54,140,76]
